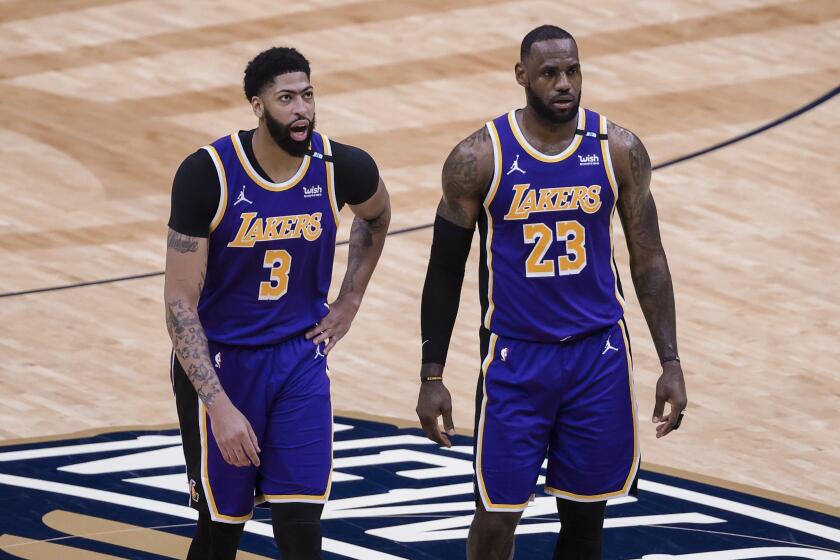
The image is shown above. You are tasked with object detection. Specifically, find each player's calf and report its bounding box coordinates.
[467,503,521,560]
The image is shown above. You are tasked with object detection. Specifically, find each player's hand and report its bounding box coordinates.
[206,395,261,467]
[305,296,360,354]
[652,361,688,438]
[416,377,456,448]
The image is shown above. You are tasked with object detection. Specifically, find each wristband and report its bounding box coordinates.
[660,356,680,365]
[421,376,444,383]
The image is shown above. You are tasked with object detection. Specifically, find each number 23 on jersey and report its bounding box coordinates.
[523,220,587,277]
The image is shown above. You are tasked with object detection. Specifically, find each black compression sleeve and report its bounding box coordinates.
[421,215,475,365]
[168,149,220,238]
[330,141,379,209]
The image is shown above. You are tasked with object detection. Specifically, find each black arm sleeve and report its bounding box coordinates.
[420,215,475,365]
[168,149,221,238]
[330,141,379,209]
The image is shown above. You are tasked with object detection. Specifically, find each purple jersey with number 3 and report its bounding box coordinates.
[197,131,339,346]
[479,108,625,342]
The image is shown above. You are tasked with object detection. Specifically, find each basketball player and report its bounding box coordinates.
[165,47,390,559]
[416,25,688,559]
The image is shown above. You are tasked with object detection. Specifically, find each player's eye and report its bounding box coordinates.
[279,94,292,102]
[303,91,314,99]
[542,68,554,77]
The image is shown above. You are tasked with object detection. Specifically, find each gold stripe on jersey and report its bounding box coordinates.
[599,115,626,311]
[475,334,531,512]
[202,146,228,233]
[482,121,504,330]
[545,320,640,502]
[507,109,585,163]
[199,399,253,523]
[231,133,311,192]
[321,133,341,226]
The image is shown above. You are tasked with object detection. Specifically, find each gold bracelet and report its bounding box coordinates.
[421,376,444,382]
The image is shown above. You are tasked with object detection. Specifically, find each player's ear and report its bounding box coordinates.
[251,96,264,119]
[515,61,528,88]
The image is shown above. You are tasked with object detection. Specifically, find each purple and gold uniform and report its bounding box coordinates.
[172,131,339,522]
[474,108,639,510]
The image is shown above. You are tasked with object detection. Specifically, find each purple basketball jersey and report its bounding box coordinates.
[479,108,626,341]
[197,131,340,346]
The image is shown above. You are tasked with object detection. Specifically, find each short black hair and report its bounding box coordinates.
[520,25,575,60]
[243,47,311,100]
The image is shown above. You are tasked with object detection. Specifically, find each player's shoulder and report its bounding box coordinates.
[606,119,651,189]
[174,147,215,179]
[606,119,643,156]
[325,138,378,175]
[442,125,495,195]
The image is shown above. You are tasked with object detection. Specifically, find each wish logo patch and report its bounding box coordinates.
[0,418,837,559]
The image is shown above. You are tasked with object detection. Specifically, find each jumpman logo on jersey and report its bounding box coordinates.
[602,337,619,355]
[506,154,526,175]
[214,352,222,368]
[233,185,253,206]
[314,342,326,359]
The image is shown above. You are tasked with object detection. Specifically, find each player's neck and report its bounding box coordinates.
[251,125,305,183]
[519,106,578,150]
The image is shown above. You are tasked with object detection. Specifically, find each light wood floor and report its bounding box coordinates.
[0,0,838,510]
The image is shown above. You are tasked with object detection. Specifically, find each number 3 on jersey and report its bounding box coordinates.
[259,249,292,300]
[523,220,586,277]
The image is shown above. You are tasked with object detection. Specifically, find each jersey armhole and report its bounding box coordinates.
[201,145,228,233]
[320,134,341,227]
[483,122,503,208]
[599,115,619,201]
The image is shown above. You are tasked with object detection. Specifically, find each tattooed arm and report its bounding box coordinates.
[416,126,494,447]
[306,178,391,353]
[164,229,260,466]
[610,122,688,438]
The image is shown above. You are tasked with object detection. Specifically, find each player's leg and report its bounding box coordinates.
[172,346,269,556]
[468,502,520,560]
[468,334,559,559]
[258,336,332,557]
[269,502,325,559]
[546,321,639,559]
[187,511,246,560]
[551,499,606,560]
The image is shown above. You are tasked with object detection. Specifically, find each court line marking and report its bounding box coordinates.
[0,84,837,301]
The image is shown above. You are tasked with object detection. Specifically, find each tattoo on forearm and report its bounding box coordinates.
[631,256,678,360]
[166,298,221,406]
[167,230,199,253]
[340,210,389,298]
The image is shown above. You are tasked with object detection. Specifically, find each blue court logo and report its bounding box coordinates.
[0,417,837,559]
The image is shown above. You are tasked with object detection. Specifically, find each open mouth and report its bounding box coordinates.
[289,120,310,142]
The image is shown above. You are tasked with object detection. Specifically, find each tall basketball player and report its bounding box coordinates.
[165,47,390,559]
[416,26,688,559]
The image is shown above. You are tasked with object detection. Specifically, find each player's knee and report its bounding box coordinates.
[472,505,520,542]
[270,502,324,559]
[556,498,606,537]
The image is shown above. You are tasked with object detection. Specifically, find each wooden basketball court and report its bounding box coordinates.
[0,0,838,538]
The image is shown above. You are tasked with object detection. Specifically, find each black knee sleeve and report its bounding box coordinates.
[553,499,607,560]
[270,502,324,560]
[188,512,245,560]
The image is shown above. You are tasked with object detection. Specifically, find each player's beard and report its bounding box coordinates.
[264,109,315,158]
[526,86,581,124]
